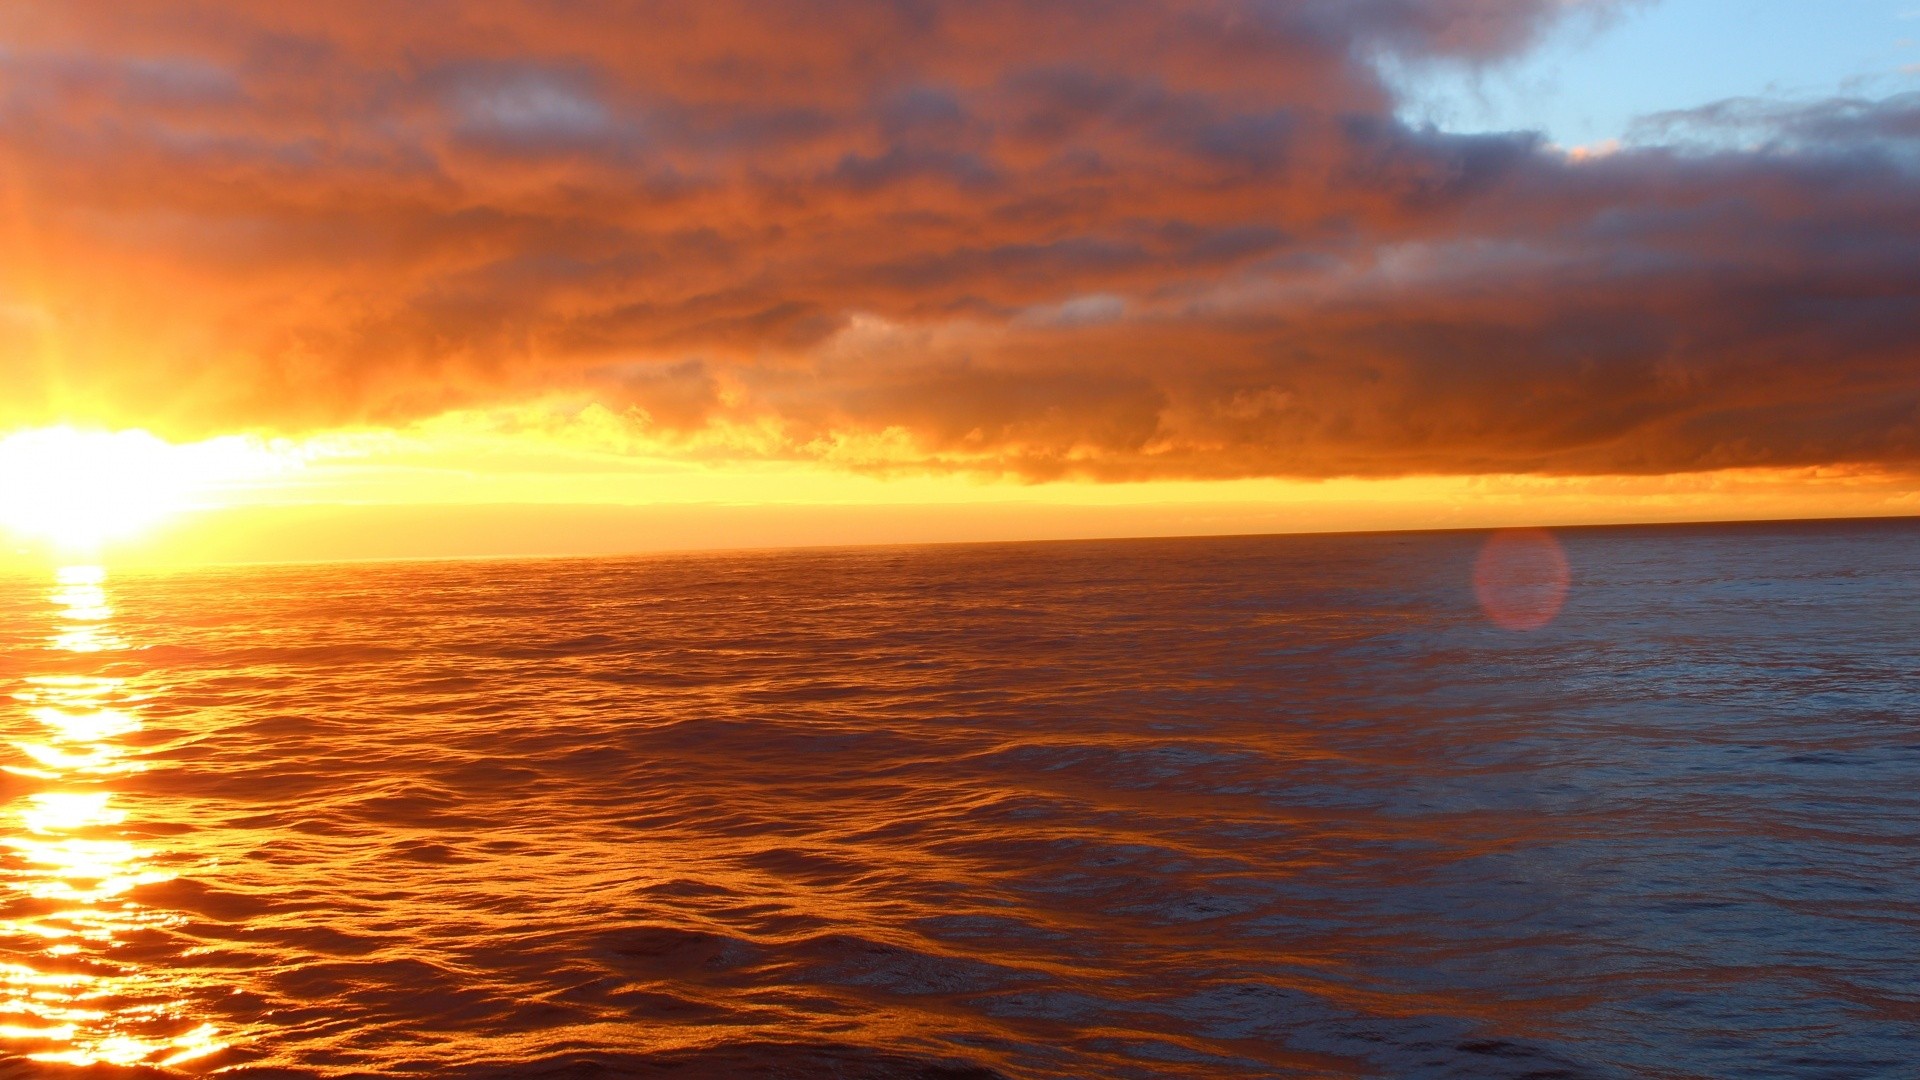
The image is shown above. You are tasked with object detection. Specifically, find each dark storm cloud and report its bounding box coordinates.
[0,0,1914,478]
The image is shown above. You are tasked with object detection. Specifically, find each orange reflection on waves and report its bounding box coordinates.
[0,566,227,1068]
[46,565,125,655]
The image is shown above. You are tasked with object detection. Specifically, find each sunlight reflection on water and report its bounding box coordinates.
[0,567,226,1069]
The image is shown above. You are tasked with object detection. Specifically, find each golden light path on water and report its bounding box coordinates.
[0,565,224,1068]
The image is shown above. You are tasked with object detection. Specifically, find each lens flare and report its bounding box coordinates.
[1472,528,1572,631]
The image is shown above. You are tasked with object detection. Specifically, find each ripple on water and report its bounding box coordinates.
[0,520,1914,1078]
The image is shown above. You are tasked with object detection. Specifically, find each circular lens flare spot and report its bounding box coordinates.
[1473,529,1571,631]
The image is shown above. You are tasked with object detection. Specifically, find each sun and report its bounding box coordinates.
[0,426,299,552]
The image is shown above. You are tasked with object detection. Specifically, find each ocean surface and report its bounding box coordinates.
[0,520,1914,1079]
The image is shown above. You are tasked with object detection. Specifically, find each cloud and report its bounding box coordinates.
[1631,91,1920,151]
[0,0,1915,481]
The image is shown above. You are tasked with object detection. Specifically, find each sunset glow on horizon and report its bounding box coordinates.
[0,1,1915,564]
[0,427,302,554]
[1,6,1915,1074]
[0,417,1916,566]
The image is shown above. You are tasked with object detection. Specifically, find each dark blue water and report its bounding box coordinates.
[0,519,1914,1078]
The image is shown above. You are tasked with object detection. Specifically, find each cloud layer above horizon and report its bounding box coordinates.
[3,0,1917,480]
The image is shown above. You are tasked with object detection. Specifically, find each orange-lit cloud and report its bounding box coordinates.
[1,1,1916,482]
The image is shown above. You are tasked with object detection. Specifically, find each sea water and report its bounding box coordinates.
[0,520,1914,1078]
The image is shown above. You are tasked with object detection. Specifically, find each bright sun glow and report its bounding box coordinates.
[0,427,300,551]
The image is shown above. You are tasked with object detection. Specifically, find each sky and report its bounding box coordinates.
[1394,0,1920,147]
[0,0,1917,564]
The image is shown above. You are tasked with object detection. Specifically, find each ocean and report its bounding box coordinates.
[0,520,1914,1079]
